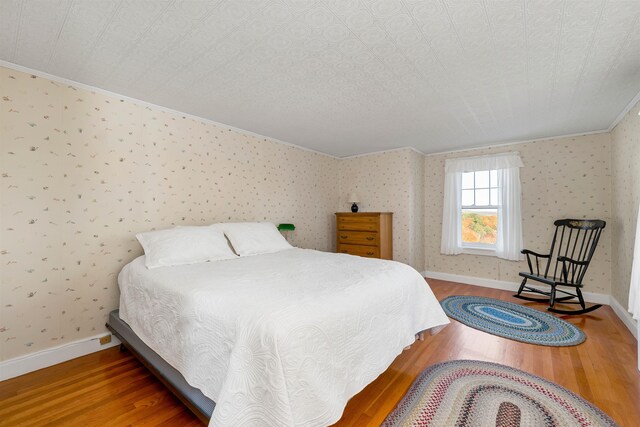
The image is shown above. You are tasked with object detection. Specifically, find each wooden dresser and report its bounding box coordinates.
[335,212,393,259]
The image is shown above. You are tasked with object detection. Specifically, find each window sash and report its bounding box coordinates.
[461,170,498,248]
[461,170,499,208]
[461,207,498,248]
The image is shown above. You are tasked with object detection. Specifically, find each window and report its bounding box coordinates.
[461,170,498,249]
[440,152,524,261]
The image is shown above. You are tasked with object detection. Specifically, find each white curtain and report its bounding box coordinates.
[441,171,462,254]
[628,202,640,321]
[441,152,523,261]
[495,167,524,260]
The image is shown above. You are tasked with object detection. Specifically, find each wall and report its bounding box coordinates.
[408,150,425,270]
[1,62,634,366]
[0,66,340,361]
[424,134,613,295]
[611,100,640,306]
[337,149,425,271]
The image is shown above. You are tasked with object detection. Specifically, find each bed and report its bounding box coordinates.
[110,245,449,426]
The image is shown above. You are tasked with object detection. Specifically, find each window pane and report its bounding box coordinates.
[462,189,474,206]
[490,169,498,187]
[475,189,490,205]
[462,209,498,245]
[490,188,498,205]
[462,172,474,189]
[475,170,489,188]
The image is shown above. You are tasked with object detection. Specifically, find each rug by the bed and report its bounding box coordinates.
[382,360,618,427]
[440,296,585,346]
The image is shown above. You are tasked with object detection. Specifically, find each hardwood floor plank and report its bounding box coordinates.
[43,381,161,427]
[3,367,151,425]
[0,353,131,402]
[0,280,637,426]
[0,357,138,410]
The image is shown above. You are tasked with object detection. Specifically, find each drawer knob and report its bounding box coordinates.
[366,237,374,241]
[367,251,374,255]
[340,235,348,239]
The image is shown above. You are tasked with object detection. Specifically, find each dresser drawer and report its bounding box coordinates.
[337,244,380,258]
[337,216,379,231]
[335,212,392,260]
[337,231,379,246]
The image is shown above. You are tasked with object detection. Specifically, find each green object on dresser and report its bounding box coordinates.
[277,223,295,231]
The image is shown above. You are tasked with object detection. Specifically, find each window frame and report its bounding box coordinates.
[460,170,499,253]
[441,151,523,260]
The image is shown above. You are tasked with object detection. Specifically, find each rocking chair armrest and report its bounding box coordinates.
[557,256,589,266]
[521,249,550,258]
[521,249,550,275]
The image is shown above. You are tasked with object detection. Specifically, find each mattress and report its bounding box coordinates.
[118,248,449,427]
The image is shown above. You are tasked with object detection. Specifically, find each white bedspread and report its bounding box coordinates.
[118,248,449,427]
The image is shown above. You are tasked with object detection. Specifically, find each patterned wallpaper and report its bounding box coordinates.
[0,62,632,364]
[0,66,340,361]
[424,134,613,295]
[611,100,640,306]
[338,149,425,270]
[408,150,425,271]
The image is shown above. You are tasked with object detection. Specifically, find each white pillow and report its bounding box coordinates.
[136,226,237,269]
[221,222,293,256]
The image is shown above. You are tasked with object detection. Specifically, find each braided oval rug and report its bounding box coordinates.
[382,360,618,427]
[440,296,585,346]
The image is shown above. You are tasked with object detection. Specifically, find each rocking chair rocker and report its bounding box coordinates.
[514,219,606,315]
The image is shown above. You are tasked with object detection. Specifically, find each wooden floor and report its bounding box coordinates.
[1,280,638,426]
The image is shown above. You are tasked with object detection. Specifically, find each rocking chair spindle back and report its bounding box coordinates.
[515,219,606,315]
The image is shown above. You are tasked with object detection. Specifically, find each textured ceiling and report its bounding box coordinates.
[1,0,639,157]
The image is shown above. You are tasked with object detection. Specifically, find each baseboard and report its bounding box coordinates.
[1,280,636,383]
[422,270,638,339]
[422,270,610,305]
[609,296,638,340]
[0,333,121,381]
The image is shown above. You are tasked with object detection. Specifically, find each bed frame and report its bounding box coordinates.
[105,310,214,423]
[106,310,432,424]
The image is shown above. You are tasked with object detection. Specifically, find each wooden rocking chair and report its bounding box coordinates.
[514,219,606,315]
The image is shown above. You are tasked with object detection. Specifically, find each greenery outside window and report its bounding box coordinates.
[461,170,498,251]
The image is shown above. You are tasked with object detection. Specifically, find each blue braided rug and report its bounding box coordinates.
[440,296,585,346]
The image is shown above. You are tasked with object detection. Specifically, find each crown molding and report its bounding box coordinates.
[0,60,339,160]
[3,60,636,160]
[607,89,640,132]
[339,146,426,160]
[424,129,610,157]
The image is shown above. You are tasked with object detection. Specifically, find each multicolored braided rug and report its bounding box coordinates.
[440,296,585,346]
[382,360,618,427]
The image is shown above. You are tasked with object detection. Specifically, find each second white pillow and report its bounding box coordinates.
[221,222,293,256]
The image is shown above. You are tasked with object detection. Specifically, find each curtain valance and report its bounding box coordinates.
[444,152,524,173]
